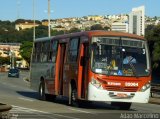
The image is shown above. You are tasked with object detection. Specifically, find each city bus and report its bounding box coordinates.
[30,31,151,109]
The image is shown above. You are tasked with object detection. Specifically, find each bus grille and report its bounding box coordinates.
[103,85,138,92]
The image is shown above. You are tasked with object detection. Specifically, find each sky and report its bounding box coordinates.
[0,0,160,21]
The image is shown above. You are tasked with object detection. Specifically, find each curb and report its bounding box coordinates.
[23,77,30,85]
[0,103,12,112]
[149,98,160,105]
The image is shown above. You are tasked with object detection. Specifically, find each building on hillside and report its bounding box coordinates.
[52,27,66,31]
[155,19,160,25]
[15,22,39,31]
[111,22,129,33]
[0,43,28,68]
[129,6,145,36]
[42,21,49,26]
[87,16,103,21]
[145,20,156,28]
[0,43,21,57]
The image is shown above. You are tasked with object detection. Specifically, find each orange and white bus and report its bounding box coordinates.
[30,31,151,109]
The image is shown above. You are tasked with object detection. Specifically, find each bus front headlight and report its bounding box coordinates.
[140,81,151,92]
[91,77,102,89]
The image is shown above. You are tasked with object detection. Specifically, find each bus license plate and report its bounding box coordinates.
[117,93,127,98]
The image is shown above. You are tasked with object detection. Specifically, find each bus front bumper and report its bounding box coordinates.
[87,83,150,103]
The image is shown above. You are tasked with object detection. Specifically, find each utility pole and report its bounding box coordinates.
[12,52,15,68]
[33,0,36,41]
[17,0,20,19]
[48,0,51,37]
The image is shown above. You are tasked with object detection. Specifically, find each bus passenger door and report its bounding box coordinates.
[78,43,89,99]
[55,43,66,95]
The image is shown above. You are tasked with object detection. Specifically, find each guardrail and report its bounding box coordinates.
[151,83,160,97]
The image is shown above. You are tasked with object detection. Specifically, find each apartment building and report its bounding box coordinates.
[129,6,145,36]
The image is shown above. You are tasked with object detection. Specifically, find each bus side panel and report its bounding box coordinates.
[30,62,54,94]
[30,62,40,91]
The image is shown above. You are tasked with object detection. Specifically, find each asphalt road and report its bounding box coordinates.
[0,71,160,119]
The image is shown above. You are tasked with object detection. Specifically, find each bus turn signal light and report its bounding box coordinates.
[140,81,151,92]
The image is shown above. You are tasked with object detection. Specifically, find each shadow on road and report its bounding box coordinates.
[16,91,137,111]
[52,97,137,111]
[16,91,39,99]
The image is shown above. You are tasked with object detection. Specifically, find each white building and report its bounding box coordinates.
[15,22,39,31]
[111,22,128,33]
[129,6,145,36]
[155,19,160,25]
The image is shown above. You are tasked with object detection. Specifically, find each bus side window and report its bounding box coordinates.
[68,38,79,62]
[36,42,41,63]
[48,43,52,62]
[52,40,58,63]
[43,41,50,62]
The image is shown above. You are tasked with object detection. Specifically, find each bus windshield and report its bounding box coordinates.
[91,37,150,77]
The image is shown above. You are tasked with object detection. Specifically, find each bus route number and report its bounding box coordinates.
[125,82,138,87]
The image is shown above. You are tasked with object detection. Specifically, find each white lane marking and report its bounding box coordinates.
[11,105,58,119]
[68,108,94,114]
[11,105,49,114]
[18,97,34,102]
[13,113,59,119]
[11,105,80,119]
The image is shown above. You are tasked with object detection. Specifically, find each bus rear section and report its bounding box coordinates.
[87,35,151,109]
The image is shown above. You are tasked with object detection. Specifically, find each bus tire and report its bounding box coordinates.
[111,102,131,110]
[38,81,46,101]
[46,94,56,101]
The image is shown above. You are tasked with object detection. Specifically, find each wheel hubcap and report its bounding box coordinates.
[40,85,43,96]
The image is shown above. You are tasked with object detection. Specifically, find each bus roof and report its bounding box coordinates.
[87,31,144,40]
[35,36,54,42]
[52,31,145,40]
[35,31,145,42]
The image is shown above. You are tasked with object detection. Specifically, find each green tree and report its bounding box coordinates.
[145,24,160,69]
[104,26,111,31]
[85,27,90,31]
[15,19,41,24]
[68,27,81,33]
[0,57,10,65]
[90,24,104,30]
[20,41,33,66]
[35,25,48,38]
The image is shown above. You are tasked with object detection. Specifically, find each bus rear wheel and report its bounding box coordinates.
[111,102,131,110]
[38,81,46,101]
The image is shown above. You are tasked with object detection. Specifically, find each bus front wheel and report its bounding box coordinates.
[111,102,131,110]
[38,81,46,101]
